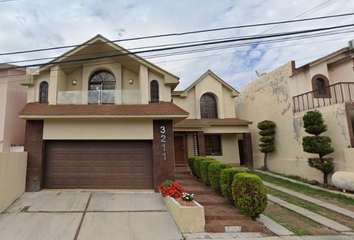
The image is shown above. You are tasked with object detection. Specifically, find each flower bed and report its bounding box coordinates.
[158,180,205,233]
[161,195,205,233]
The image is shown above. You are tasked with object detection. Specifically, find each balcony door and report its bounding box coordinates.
[89,70,116,104]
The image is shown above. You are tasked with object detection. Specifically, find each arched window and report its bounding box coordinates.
[150,80,159,103]
[311,74,331,98]
[89,70,116,104]
[200,93,218,118]
[39,81,48,103]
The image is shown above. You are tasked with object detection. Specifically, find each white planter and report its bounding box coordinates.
[162,195,205,233]
[332,171,354,192]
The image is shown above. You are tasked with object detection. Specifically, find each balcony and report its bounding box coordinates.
[57,90,141,105]
[293,82,354,113]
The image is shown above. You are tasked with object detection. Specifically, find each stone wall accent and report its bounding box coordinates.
[153,120,175,191]
[24,120,44,192]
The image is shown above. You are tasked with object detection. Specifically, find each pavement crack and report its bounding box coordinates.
[73,192,92,240]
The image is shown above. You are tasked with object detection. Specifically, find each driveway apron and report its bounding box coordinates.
[0,191,182,240]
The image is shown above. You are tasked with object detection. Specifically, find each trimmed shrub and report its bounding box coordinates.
[302,110,335,185]
[200,159,218,185]
[220,168,246,204]
[194,157,214,179]
[208,163,232,193]
[232,173,268,220]
[188,157,197,176]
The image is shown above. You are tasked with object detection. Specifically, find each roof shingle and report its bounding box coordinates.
[19,102,189,116]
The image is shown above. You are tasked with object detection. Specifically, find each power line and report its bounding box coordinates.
[2,23,354,71]
[169,0,339,71]
[0,23,352,84]
[1,12,354,57]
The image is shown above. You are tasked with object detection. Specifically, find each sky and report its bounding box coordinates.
[0,0,354,90]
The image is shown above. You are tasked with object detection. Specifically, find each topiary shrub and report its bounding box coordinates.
[194,157,214,179]
[208,162,232,193]
[257,120,276,171]
[302,110,335,185]
[188,157,197,176]
[232,173,268,220]
[200,159,218,185]
[220,168,246,204]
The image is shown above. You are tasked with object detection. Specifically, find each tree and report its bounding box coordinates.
[257,120,276,171]
[302,110,334,185]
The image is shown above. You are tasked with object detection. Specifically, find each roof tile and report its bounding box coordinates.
[19,102,189,116]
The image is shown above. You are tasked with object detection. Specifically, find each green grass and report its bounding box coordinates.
[249,170,354,206]
[266,187,354,230]
[263,204,327,236]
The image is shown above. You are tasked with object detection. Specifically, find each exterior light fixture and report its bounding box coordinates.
[129,79,133,84]
[72,79,77,85]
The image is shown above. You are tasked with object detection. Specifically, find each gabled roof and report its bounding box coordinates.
[172,70,239,98]
[296,47,350,72]
[39,34,180,88]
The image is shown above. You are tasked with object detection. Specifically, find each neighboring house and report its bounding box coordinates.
[19,35,253,192]
[236,43,354,183]
[0,64,27,152]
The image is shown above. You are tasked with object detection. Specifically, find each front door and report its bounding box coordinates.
[174,135,188,165]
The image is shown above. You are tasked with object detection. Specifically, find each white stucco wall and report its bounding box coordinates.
[43,118,153,140]
[172,73,236,119]
[0,152,27,213]
[236,60,354,182]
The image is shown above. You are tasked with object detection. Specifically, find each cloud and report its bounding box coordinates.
[0,0,353,90]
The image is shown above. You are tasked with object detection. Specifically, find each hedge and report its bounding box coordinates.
[232,173,268,220]
[220,168,246,204]
[187,157,198,176]
[194,157,214,179]
[200,159,218,185]
[208,162,232,193]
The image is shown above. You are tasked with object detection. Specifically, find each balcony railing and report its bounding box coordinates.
[57,90,141,105]
[293,82,354,113]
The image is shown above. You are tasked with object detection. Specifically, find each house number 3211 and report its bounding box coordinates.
[160,126,167,161]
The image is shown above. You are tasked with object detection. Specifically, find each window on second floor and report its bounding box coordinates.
[89,70,116,104]
[311,74,331,98]
[150,80,159,103]
[200,93,218,118]
[39,81,48,103]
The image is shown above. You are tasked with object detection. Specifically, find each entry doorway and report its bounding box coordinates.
[174,134,188,166]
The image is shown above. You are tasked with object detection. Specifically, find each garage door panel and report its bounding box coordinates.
[44,140,153,189]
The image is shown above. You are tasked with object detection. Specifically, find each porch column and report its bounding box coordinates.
[24,120,45,191]
[153,120,175,191]
[243,133,254,170]
[197,131,205,156]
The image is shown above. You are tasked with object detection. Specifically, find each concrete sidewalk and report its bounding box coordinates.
[183,233,354,239]
[0,191,182,240]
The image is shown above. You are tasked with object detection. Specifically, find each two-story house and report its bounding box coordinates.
[0,64,27,152]
[19,35,253,192]
[236,42,354,183]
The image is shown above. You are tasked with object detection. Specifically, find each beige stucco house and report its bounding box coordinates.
[0,64,27,152]
[236,43,354,183]
[19,35,253,192]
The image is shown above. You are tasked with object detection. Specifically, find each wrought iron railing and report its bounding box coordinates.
[293,82,354,112]
[57,90,141,105]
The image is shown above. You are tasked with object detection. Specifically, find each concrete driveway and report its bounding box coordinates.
[0,190,182,240]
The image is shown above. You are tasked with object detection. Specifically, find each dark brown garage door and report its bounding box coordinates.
[44,140,153,189]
